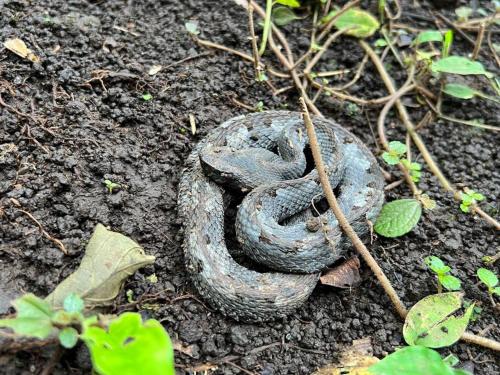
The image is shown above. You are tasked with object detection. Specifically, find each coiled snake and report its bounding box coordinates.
[178,111,384,321]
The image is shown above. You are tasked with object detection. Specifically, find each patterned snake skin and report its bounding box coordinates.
[178,111,384,321]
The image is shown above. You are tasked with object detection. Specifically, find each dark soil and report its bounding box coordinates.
[0,0,498,374]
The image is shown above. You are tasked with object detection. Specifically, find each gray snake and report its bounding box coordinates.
[178,111,384,321]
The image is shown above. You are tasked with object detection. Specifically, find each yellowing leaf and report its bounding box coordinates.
[4,38,40,63]
[45,224,155,309]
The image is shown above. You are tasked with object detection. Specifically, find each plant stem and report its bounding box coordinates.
[360,40,500,230]
[471,23,486,60]
[258,0,273,56]
[462,332,500,352]
[300,97,408,318]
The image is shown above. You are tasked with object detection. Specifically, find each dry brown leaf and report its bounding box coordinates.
[148,64,162,75]
[173,340,195,357]
[4,38,40,63]
[312,338,378,375]
[320,256,361,288]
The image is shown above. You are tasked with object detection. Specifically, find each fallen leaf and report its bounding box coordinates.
[320,257,361,288]
[148,65,162,75]
[173,340,195,357]
[4,38,40,63]
[45,224,155,309]
[312,338,378,375]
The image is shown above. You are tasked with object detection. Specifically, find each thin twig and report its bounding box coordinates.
[301,97,500,352]
[300,97,408,318]
[471,23,486,60]
[360,40,500,230]
[487,29,500,68]
[17,208,67,254]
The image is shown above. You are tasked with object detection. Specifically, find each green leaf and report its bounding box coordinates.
[403,292,473,348]
[443,83,477,100]
[63,293,84,313]
[424,256,447,274]
[184,21,199,35]
[413,30,443,45]
[322,8,380,38]
[369,346,457,375]
[442,30,453,58]
[0,294,55,339]
[388,140,407,155]
[460,203,470,213]
[374,38,388,47]
[431,56,493,78]
[477,268,498,288]
[471,192,484,201]
[382,152,400,165]
[59,327,79,349]
[276,0,301,8]
[493,287,500,296]
[272,6,300,26]
[142,93,153,101]
[443,354,460,367]
[440,275,462,291]
[455,6,473,21]
[81,312,175,375]
[374,199,422,238]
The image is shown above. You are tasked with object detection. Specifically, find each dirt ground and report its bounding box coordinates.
[0,0,499,374]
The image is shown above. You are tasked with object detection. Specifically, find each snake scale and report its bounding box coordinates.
[178,111,384,322]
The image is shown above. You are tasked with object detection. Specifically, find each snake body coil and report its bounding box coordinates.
[178,111,384,321]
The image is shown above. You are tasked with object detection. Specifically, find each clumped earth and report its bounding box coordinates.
[0,0,499,374]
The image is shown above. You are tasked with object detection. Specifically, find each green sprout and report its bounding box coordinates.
[401,159,422,182]
[460,189,484,213]
[259,0,300,55]
[378,0,386,23]
[142,93,153,101]
[477,268,500,306]
[185,21,200,35]
[255,101,265,112]
[382,140,407,165]
[441,29,453,58]
[104,179,120,194]
[424,256,461,293]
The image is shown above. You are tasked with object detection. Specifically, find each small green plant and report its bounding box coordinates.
[382,140,407,165]
[459,188,484,213]
[477,268,499,306]
[424,256,461,293]
[0,293,175,375]
[104,179,120,194]
[184,21,199,35]
[142,93,153,101]
[255,100,265,112]
[382,140,423,182]
[259,0,300,55]
[441,29,453,58]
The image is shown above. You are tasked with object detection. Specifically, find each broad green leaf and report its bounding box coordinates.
[276,0,300,8]
[403,292,473,348]
[431,56,493,78]
[63,293,84,313]
[424,256,447,274]
[413,30,443,45]
[45,224,155,309]
[82,312,175,375]
[321,8,380,38]
[374,199,422,238]
[272,6,300,26]
[369,346,457,375]
[440,275,462,291]
[477,268,498,288]
[0,294,55,339]
[59,327,79,348]
[443,83,477,100]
